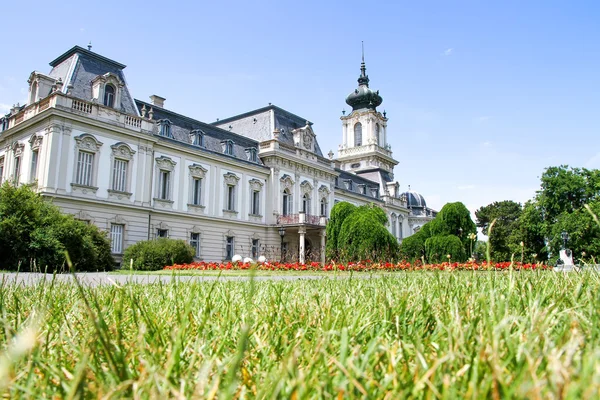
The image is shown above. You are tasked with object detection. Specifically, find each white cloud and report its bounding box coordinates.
[585,152,600,169]
[443,48,453,56]
[481,141,492,148]
[458,184,476,190]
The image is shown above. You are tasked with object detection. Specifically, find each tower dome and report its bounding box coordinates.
[345,48,383,111]
[402,189,427,208]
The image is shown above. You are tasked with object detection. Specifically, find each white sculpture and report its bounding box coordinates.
[258,255,267,263]
[232,254,242,263]
[243,257,253,264]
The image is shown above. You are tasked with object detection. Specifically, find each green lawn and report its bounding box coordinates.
[1,271,599,398]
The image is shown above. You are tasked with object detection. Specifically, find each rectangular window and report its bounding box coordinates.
[158,170,170,200]
[110,224,124,254]
[75,151,94,186]
[192,178,202,205]
[0,157,4,185]
[13,156,21,183]
[227,185,236,211]
[193,133,203,146]
[226,236,234,260]
[30,150,39,182]
[251,239,259,259]
[251,190,260,215]
[112,159,128,192]
[190,232,200,257]
[156,229,169,238]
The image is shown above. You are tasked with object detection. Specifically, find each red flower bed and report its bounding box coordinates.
[164,260,551,272]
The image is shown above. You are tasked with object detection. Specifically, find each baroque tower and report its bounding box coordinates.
[338,48,400,197]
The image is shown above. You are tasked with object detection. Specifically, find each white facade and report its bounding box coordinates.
[0,45,433,265]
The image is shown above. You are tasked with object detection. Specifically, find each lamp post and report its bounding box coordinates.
[278,225,286,262]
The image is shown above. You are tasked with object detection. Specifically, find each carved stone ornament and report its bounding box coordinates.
[109,214,127,225]
[111,142,136,160]
[223,172,240,186]
[318,185,330,199]
[302,131,313,150]
[29,134,43,150]
[155,156,176,171]
[189,163,208,178]
[12,142,25,157]
[300,180,313,195]
[280,174,295,190]
[74,134,103,152]
[249,178,264,191]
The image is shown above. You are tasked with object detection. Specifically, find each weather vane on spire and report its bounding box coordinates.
[362,41,365,63]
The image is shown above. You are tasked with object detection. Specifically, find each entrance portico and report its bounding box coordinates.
[277,211,327,264]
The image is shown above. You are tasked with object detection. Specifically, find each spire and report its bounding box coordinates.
[358,41,369,87]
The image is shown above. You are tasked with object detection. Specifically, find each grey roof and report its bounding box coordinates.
[403,190,427,208]
[136,100,264,167]
[335,169,383,201]
[48,46,138,116]
[212,104,325,157]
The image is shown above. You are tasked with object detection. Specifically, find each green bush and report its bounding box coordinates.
[325,202,357,261]
[425,235,466,263]
[337,204,399,262]
[123,238,195,271]
[0,182,113,271]
[399,229,427,262]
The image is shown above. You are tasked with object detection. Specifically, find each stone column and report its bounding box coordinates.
[299,227,306,264]
[320,229,326,264]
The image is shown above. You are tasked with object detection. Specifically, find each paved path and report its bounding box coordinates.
[0,272,358,287]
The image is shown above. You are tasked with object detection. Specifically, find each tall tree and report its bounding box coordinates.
[475,200,522,261]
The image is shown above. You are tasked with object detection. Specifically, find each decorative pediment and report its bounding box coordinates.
[91,72,124,88]
[189,163,208,178]
[29,134,43,150]
[111,142,136,160]
[223,172,240,186]
[291,121,315,151]
[74,134,103,152]
[249,178,264,191]
[155,156,176,171]
[280,174,295,190]
[12,142,25,157]
[109,214,127,225]
[318,185,330,199]
[300,180,313,195]
[157,221,170,230]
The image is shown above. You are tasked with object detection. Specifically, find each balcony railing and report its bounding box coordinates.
[277,213,327,226]
[5,92,154,134]
[338,143,393,159]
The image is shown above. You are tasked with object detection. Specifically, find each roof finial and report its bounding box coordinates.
[360,41,366,78]
[87,41,92,51]
[362,41,365,63]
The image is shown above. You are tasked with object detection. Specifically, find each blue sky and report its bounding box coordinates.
[1,0,599,218]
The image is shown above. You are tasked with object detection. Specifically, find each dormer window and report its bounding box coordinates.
[221,140,234,156]
[159,120,172,138]
[370,187,379,198]
[190,129,204,147]
[343,179,353,191]
[245,147,258,162]
[358,184,367,195]
[103,84,115,107]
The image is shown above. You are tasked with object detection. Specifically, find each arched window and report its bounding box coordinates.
[391,214,397,237]
[354,122,362,146]
[29,81,38,104]
[282,189,292,216]
[302,193,311,215]
[320,197,328,216]
[104,84,115,108]
[375,123,380,145]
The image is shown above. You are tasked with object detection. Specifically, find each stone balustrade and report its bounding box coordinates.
[6,92,154,133]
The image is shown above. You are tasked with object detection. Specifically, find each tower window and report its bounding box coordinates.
[354,122,362,146]
[104,84,115,108]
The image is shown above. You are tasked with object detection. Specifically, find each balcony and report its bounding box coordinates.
[4,92,154,134]
[277,213,327,226]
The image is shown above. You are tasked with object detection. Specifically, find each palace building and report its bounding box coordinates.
[0,45,436,264]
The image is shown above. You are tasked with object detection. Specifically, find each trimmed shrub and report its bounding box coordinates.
[399,229,427,262]
[325,202,357,261]
[425,235,466,263]
[123,238,195,271]
[337,204,400,262]
[0,183,113,271]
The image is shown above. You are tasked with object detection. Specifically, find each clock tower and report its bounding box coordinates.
[338,49,399,191]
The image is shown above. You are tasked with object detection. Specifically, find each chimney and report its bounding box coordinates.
[149,95,166,108]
